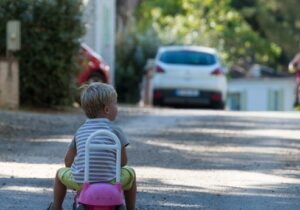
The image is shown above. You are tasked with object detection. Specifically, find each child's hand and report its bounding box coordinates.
[289,63,296,73]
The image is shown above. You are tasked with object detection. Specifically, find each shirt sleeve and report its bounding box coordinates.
[111,125,129,147]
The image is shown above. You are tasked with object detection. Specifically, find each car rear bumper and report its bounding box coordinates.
[152,88,224,108]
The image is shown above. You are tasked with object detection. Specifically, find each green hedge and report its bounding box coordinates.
[0,0,84,107]
[115,28,160,103]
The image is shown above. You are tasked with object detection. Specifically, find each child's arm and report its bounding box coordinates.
[64,147,76,167]
[121,146,128,167]
[111,125,129,167]
[64,138,77,167]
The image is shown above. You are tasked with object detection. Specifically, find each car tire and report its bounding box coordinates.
[87,71,105,84]
[213,101,225,110]
[153,99,163,107]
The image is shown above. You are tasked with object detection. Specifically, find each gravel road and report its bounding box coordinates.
[1,106,300,210]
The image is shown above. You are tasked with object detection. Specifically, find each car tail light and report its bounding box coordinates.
[155,65,165,73]
[211,68,223,76]
[153,90,163,98]
[211,93,222,101]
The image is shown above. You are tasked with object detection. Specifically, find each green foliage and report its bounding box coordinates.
[0,0,84,107]
[135,0,281,69]
[203,0,281,67]
[118,0,300,102]
[115,25,160,103]
[231,0,300,68]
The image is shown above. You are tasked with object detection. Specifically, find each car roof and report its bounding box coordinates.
[158,45,217,54]
[81,43,103,60]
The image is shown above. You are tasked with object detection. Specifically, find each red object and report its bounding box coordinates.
[296,70,300,82]
[211,68,223,76]
[77,44,110,86]
[153,90,163,98]
[211,93,222,101]
[155,65,165,73]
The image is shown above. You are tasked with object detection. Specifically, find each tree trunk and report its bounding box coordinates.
[116,0,143,32]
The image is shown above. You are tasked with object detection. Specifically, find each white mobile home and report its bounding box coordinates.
[227,77,295,111]
[227,64,296,112]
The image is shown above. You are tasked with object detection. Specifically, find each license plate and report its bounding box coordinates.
[176,89,199,97]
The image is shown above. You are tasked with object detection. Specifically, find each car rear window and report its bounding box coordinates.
[159,50,217,65]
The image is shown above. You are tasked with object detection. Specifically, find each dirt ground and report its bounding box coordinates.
[1,106,300,210]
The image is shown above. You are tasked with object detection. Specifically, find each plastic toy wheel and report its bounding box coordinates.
[73,202,85,210]
[117,204,126,210]
[76,204,85,210]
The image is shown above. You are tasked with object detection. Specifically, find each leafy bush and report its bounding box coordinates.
[0,0,84,107]
[136,0,282,70]
[115,27,160,103]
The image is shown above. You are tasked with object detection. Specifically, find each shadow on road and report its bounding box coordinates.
[1,108,300,209]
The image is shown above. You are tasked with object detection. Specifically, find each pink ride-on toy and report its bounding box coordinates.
[73,130,126,210]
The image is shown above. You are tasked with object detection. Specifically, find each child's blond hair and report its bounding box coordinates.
[80,82,117,118]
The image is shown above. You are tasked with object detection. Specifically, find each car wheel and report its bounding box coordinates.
[153,99,163,107]
[213,102,225,110]
[87,72,105,84]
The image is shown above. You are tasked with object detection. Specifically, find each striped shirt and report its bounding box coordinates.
[70,118,129,183]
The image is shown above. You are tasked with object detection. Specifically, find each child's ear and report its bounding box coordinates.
[104,105,110,114]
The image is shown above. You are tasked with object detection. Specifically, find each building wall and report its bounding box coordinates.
[82,0,96,48]
[227,78,295,111]
[82,0,116,85]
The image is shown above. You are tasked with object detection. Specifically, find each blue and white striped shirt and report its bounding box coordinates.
[70,118,129,183]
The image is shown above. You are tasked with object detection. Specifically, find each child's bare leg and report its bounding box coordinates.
[124,176,137,210]
[52,171,66,210]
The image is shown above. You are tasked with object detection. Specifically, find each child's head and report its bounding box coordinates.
[80,82,118,120]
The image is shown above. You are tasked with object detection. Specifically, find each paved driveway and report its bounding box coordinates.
[0,107,300,209]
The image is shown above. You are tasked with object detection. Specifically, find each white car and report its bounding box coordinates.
[150,46,227,109]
